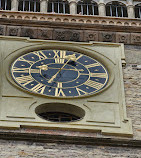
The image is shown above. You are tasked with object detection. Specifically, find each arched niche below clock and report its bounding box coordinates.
[35,103,85,122]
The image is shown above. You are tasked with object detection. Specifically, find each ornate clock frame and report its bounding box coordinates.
[0,36,132,136]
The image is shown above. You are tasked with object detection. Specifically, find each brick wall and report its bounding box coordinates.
[124,45,141,140]
[0,140,141,158]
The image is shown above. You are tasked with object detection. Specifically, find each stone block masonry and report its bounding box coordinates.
[0,44,140,158]
[0,140,141,158]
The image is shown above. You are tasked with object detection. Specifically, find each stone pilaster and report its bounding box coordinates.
[98,0,106,16]
[40,0,48,13]
[69,0,77,15]
[11,0,18,11]
[127,5,135,18]
[127,0,135,18]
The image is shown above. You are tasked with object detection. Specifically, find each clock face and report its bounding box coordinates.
[11,50,109,98]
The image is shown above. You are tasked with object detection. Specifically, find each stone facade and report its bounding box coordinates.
[0,45,140,158]
[0,19,141,45]
[0,0,141,157]
[0,140,141,158]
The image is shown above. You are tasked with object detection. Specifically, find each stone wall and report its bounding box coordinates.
[0,24,140,45]
[124,45,141,140]
[0,140,141,158]
[0,16,141,45]
[0,45,140,157]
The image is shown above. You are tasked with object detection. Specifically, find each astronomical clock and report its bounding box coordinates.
[0,36,132,136]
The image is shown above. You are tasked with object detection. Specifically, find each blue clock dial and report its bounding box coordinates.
[11,50,109,98]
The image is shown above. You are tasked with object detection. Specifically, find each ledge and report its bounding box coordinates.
[0,130,140,148]
[0,10,140,45]
[0,10,140,28]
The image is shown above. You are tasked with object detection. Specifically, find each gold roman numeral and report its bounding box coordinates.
[84,80,104,90]
[90,73,108,78]
[54,50,66,64]
[55,88,65,97]
[76,87,87,96]
[18,57,35,65]
[53,50,60,58]
[57,82,63,88]
[60,50,66,59]
[15,75,34,86]
[12,67,29,73]
[85,63,100,68]
[33,51,47,60]
[31,83,46,94]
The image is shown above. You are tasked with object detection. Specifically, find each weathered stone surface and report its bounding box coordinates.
[131,33,141,44]
[0,38,132,136]
[0,140,141,158]
[53,29,83,42]
[0,38,140,157]
[0,23,140,45]
[123,64,141,140]
[0,25,6,35]
[37,28,53,40]
[20,27,38,39]
[116,32,131,44]
[0,6,140,157]
[84,31,98,42]
[99,32,116,42]
[6,26,21,36]
[124,45,141,64]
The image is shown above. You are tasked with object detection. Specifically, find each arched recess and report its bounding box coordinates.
[77,0,98,15]
[18,0,40,12]
[106,1,128,17]
[135,3,141,18]
[47,0,69,14]
[0,0,11,10]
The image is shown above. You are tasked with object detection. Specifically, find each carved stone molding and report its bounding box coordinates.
[0,10,140,28]
[6,26,21,36]
[53,29,83,42]
[131,33,141,44]
[99,32,116,43]
[84,31,99,42]
[1,24,141,45]
[116,33,131,44]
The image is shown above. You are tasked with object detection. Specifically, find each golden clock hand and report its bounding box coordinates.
[37,65,48,70]
[60,68,83,71]
[37,65,83,71]
[65,54,76,61]
[48,54,76,83]
[47,67,83,71]
[48,59,70,83]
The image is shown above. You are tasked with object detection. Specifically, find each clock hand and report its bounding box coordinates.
[37,65,48,70]
[48,59,70,83]
[37,65,83,71]
[37,63,82,72]
[48,68,84,71]
[55,68,83,71]
[48,54,76,83]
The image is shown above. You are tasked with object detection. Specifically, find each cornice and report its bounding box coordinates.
[0,10,140,32]
[0,131,140,148]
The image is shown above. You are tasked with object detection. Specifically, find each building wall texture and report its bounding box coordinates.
[0,140,141,158]
[0,45,140,157]
[124,45,141,140]
[0,0,141,156]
